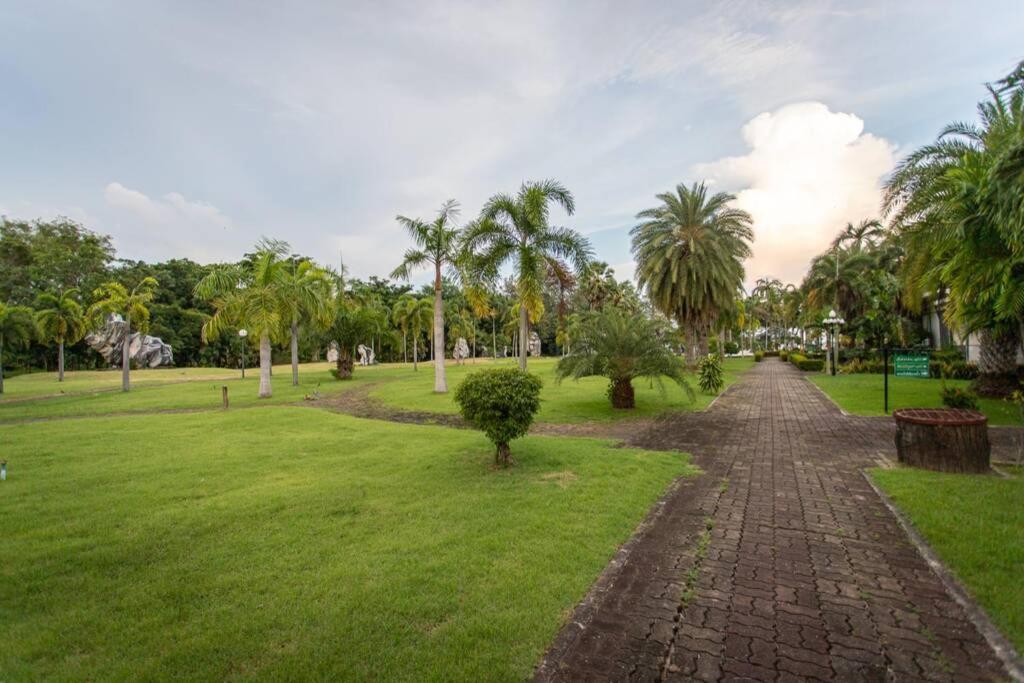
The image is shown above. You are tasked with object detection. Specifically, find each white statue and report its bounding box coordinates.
[356,344,375,366]
[453,337,470,363]
[326,341,339,364]
[528,331,542,357]
[86,313,173,368]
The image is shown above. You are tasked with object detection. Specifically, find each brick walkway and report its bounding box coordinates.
[535,359,1015,682]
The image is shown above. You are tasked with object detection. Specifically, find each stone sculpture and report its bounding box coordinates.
[357,344,375,366]
[86,314,173,368]
[453,337,470,363]
[326,341,339,364]
[528,331,542,357]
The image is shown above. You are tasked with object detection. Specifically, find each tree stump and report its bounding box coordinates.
[893,409,990,473]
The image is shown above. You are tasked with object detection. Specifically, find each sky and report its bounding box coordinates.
[1,1,1021,290]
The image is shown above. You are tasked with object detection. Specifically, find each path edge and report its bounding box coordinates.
[861,470,1024,682]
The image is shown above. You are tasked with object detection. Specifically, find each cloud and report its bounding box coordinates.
[103,182,236,263]
[696,102,896,287]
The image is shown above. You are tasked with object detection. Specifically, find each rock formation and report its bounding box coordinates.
[357,343,376,366]
[453,337,470,363]
[528,331,542,357]
[86,314,173,368]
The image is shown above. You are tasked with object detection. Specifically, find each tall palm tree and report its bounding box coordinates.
[391,294,413,364]
[194,240,289,398]
[391,296,432,371]
[391,199,463,393]
[632,182,753,363]
[277,253,332,386]
[88,278,159,392]
[830,219,884,251]
[465,180,592,370]
[34,289,86,382]
[0,303,35,394]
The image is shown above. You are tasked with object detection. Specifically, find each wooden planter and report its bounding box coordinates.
[893,408,990,473]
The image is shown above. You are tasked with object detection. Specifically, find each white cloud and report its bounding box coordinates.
[103,182,236,263]
[696,102,896,287]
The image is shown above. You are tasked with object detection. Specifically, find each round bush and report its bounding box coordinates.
[454,368,543,467]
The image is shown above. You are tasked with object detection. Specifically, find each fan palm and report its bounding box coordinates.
[631,182,753,363]
[34,289,86,382]
[390,199,463,392]
[554,307,692,409]
[0,303,35,394]
[194,240,290,398]
[465,180,592,370]
[88,278,158,392]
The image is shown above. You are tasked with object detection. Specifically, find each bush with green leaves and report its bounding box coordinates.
[454,368,542,467]
[723,341,739,355]
[789,353,824,372]
[697,354,724,394]
[941,386,980,410]
[754,350,764,362]
[554,307,692,410]
[779,350,788,362]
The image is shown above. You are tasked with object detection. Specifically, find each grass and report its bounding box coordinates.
[870,467,1024,652]
[370,356,755,423]
[809,373,1020,426]
[1,407,693,680]
[0,365,242,400]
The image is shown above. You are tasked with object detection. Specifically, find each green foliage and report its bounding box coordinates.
[454,368,542,465]
[0,303,36,392]
[940,386,980,410]
[778,350,788,362]
[723,341,739,355]
[553,307,692,409]
[789,353,824,372]
[754,350,764,362]
[697,354,724,394]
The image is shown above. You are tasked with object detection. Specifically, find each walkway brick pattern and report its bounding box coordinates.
[536,360,1012,681]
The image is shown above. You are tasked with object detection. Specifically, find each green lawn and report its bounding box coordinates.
[371,356,755,423]
[870,467,1024,652]
[0,365,241,401]
[809,373,1020,426]
[1,408,693,680]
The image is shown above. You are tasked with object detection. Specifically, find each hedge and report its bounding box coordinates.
[789,353,824,372]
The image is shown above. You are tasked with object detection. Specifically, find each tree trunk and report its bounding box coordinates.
[58,340,65,382]
[894,409,990,473]
[290,318,300,386]
[122,313,131,392]
[335,349,354,380]
[492,318,496,360]
[403,331,408,364]
[412,337,418,371]
[433,266,447,393]
[610,377,636,409]
[682,320,697,365]
[518,303,528,370]
[973,327,1021,397]
[0,337,5,394]
[495,442,512,468]
[259,333,272,398]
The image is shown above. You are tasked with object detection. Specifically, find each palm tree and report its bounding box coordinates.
[884,69,1024,394]
[391,296,432,371]
[631,182,753,363]
[465,180,593,370]
[277,253,332,386]
[34,289,86,382]
[391,294,414,364]
[830,219,884,251]
[391,199,463,393]
[326,285,386,379]
[554,307,692,409]
[194,240,290,398]
[88,278,159,392]
[0,303,35,394]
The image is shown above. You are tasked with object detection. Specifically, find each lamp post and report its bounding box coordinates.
[823,310,845,376]
[238,329,248,379]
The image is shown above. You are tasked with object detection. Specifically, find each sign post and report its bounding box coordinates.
[885,348,930,413]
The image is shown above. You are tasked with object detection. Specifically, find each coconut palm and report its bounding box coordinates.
[554,307,692,409]
[390,199,463,393]
[194,240,290,398]
[88,278,158,392]
[830,219,885,251]
[326,285,385,379]
[631,182,753,363]
[465,180,592,370]
[277,254,332,386]
[34,289,86,382]
[0,303,35,394]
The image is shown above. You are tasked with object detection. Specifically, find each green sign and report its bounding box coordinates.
[894,352,930,378]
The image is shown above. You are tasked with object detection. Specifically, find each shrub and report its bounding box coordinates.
[941,386,980,410]
[779,351,788,362]
[935,360,978,380]
[454,368,543,467]
[764,350,780,357]
[789,353,824,372]
[754,350,764,362]
[840,358,886,374]
[724,341,739,355]
[698,354,725,394]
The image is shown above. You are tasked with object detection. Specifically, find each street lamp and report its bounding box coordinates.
[822,309,845,376]
[238,329,248,379]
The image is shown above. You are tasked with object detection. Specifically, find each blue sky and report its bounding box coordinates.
[1,1,1021,288]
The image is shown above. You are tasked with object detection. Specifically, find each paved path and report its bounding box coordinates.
[536,359,1015,682]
